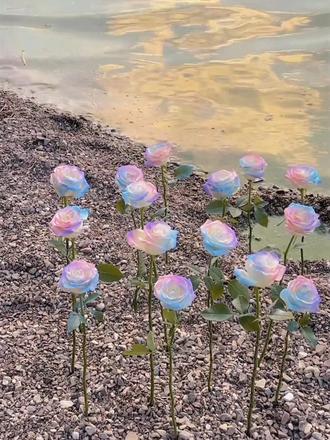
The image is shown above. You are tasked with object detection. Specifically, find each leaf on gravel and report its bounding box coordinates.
[239,314,260,332]
[67,312,81,334]
[202,303,233,322]
[98,263,124,283]
[254,206,269,227]
[228,280,250,300]
[269,309,294,321]
[49,238,67,257]
[300,326,318,348]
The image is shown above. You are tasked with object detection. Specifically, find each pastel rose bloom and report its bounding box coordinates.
[122,180,159,208]
[234,251,286,288]
[115,165,144,191]
[154,275,196,311]
[145,142,172,167]
[127,221,178,255]
[50,206,89,238]
[285,165,321,189]
[204,170,240,199]
[284,203,320,236]
[280,276,321,313]
[59,260,99,294]
[200,220,238,257]
[50,165,89,199]
[239,154,268,179]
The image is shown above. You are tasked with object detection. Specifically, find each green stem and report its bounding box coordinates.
[152,258,169,348]
[274,330,290,404]
[300,236,305,275]
[168,323,178,437]
[161,165,169,216]
[80,296,89,416]
[283,235,296,266]
[247,180,253,254]
[257,320,273,367]
[70,238,77,373]
[247,287,261,436]
[207,258,214,392]
[140,208,145,228]
[131,210,137,228]
[131,211,142,312]
[222,198,227,218]
[148,256,155,406]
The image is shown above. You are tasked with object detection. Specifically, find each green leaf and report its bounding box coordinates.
[92,309,104,323]
[147,331,156,352]
[228,280,250,300]
[152,207,167,219]
[253,195,265,206]
[115,197,127,214]
[300,326,318,348]
[186,264,204,275]
[49,239,67,257]
[206,200,225,215]
[124,344,150,356]
[98,263,124,283]
[163,309,177,325]
[137,251,147,277]
[236,196,249,207]
[204,276,224,301]
[227,205,242,218]
[299,314,311,327]
[174,164,194,180]
[189,275,200,291]
[239,314,260,332]
[84,292,100,305]
[202,303,233,322]
[209,266,224,282]
[288,320,300,333]
[240,202,254,213]
[67,312,81,334]
[254,206,269,227]
[232,295,249,314]
[269,309,294,321]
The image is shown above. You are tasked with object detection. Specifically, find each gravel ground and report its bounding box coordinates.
[0,90,329,440]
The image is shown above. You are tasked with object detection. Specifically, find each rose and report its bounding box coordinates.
[286,165,321,189]
[200,220,238,256]
[127,221,178,255]
[239,154,268,179]
[204,170,240,199]
[145,142,172,167]
[234,251,286,288]
[284,203,320,236]
[50,206,89,238]
[280,276,321,313]
[115,165,144,191]
[122,180,159,208]
[154,275,196,311]
[50,165,90,199]
[59,260,99,294]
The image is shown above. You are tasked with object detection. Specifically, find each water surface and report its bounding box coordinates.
[1,0,329,191]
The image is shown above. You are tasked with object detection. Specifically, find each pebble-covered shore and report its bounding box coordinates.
[0,91,329,440]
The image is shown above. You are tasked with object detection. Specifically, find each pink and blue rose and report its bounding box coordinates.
[50,206,89,238]
[115,165,144,191]
[285,165,321,189]
[234,251,286,288]
[127,221,178,255]
[200,220,238,257]
[145,142,172,167]
[59,260,99,294]
[280,276,321,313]
[122,180,159,208]
[154,275,195,311]
[284,203,320,236]
[204,170,240,199]
[240,154,268,179]
[50,164,89,199]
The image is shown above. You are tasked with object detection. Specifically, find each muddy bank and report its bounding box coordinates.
[0,90,329,440]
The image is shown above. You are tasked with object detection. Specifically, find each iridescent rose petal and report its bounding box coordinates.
[284,203,320,236]
[204,170,240,199]
[280,276,321,313]
[50,164,89,199]
[234,251,286,288]
[200,220,238,257]
[239,154,268,179]
[286,165,321,189]
[154,275,195,311]
[127,221,178,255]
[145,142,172,167]
[115,165,144,191]
[49,206,89,238]
[122,180,159,208]
[59,260,99,294]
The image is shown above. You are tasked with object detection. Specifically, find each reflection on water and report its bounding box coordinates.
[0,0,329,191]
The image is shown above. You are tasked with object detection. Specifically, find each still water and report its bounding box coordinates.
[1,1,329,191]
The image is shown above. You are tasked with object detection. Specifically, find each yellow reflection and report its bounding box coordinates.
[98,1,319,167]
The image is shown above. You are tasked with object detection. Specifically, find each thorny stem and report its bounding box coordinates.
[152,258,169,348]
[168,323,178,438]
[70,238,77,373]
[247,287,261,436]
[161,165,170,265]
[140,208,145,228]
[258,320,273,368]
[80,296,89,416]
[283,235,296,267]
[299,188,305,275]
[131,210,142,312]
[247,180,253,254]
[148,256,155,406]
[222,198,227,218]
[274,330,290,404]
[207,258,214,392]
